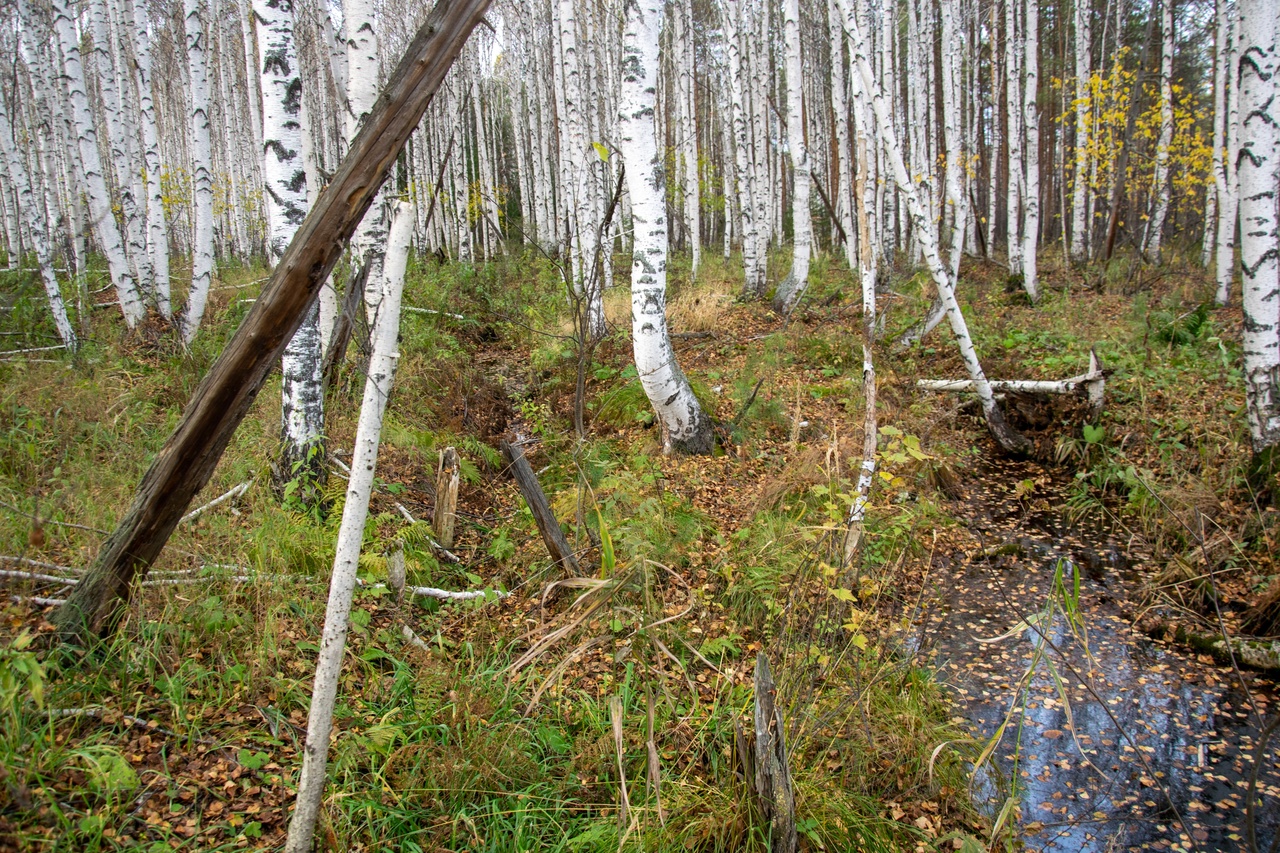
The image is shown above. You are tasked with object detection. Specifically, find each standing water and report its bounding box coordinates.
[911,454,1280,851]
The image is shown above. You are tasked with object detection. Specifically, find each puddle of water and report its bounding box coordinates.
[911,457,1280,852]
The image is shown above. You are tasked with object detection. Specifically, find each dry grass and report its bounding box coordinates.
[666,278,736,334]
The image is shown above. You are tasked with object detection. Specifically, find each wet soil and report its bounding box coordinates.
[910,453,1280,852]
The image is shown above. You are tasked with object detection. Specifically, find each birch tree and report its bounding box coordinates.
[1020,0,1040,297]
[836,0,1029,455]
[1144,0,1174,261]
[182,0,215,343]
[721,0,764,296]
[256,0,326,500]
[1237,0,1280,455]
[1070,0,1092,260]
[127,0,169,309]
[773,0,813,314]
[619,0,714,455]
[285,200,414,853]
[1213,0,1239,305]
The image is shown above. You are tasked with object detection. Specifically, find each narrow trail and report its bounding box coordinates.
[910,453,1280,852]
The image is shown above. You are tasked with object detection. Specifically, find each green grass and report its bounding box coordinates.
[0,247,999,851]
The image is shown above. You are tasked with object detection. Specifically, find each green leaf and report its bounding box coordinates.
[878,425,903,436]
[1083,423,1105,444]
[830,588,856,602]
[850,633,869,651]
[238,749,270,770]
[592,141,610,162]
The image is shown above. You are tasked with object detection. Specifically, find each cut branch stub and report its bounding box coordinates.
[52,0,493,644]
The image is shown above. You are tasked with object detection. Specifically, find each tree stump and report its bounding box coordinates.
[753,653,797,853]
[433,446,460,549]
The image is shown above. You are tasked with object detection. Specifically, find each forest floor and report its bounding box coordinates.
[0,246,1276,852]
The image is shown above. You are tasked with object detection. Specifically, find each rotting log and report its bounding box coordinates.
[753,653,797,853]
[53,0,492,644]
[500,440,580,576]
[433,446,460,549]
[918,350,1106,415]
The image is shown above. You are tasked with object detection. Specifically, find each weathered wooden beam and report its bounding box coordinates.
[53,0,492,643]
[500,440,581,576]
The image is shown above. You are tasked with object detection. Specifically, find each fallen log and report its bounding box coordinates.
[918,349,1106,414]
[500,440,580,576]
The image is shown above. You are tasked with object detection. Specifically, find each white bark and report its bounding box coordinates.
[722,0,764,296]
[829,0,856,271]
[1005,0,1023,278]
[126,0,170,308]
[182,0,215,344]
[90,0,153,309]
[774,0,813,314]
[940,0,968,281]
[1214,0,1240,305]
[1145,0,1174,261]
[255,0,323,485]
[0,94,77,349]
[619,0,713,455]
[1070,0,1092,261]
[50,0,145,327]
[255,0,309,255]
[675,2,700,276]
[344,0,388,317]
[1020,0,1039,298]
[285,200,414,853]
[1237,0,1280,452]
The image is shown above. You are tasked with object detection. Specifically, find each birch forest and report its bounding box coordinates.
[2,0,1280,847]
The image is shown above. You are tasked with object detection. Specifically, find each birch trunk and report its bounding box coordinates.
[50,0,145,327]
[90,0,154,311]
[344,0,388,317]
[1206,0,1226,270]
[1020,0,1040,298]
[619,0,713,455]
[285,199,414,853]
[256,0,325,498]
[723,0,763,296]
[127,0,170,305]
[774,0,813,314]
[940,0,968,280]
[1237,0,1280,453]
[1144,0,1174,262]
[1214,0,1240,305]
[182,0,215,344]
[837,0,1029,455]
[1070,0,1092,260]
[1005,0,1024,278]
[828,0,856,271]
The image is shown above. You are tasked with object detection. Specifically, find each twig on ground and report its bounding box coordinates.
[181,481,251,524]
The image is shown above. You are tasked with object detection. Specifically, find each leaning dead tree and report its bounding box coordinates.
[53,0,493,643]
